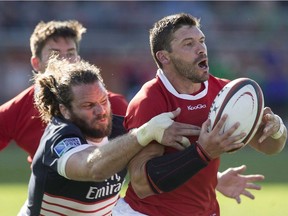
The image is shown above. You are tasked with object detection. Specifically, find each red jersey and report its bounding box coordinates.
[108,91,128,116]
[124,70,229,216]
[0,85,128,162]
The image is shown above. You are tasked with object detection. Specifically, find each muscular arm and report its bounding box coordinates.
[59,108,191,182]
[65,133,143,181]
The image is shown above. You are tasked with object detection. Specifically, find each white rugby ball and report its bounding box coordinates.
[208,78,264,149]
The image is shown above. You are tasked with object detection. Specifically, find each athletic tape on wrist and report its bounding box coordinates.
[271,115,285,139]
[134,112,174,147]
[134,123,151,147]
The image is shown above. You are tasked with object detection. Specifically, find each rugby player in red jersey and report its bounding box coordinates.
[0,20,128,163]
[113,13,287,216]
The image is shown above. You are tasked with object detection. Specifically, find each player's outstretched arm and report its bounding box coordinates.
[216,165,265,204]
[58,108,198,182]
[249,107,287,155]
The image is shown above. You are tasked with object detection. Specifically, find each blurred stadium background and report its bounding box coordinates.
[0,1,287,215]
[0,1,288,117]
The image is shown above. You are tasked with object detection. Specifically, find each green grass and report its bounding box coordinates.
[1,143,287,215]
[0,183,28,215]
[0,143,30,215]
[217,184,288,216]
[219,146,288,183]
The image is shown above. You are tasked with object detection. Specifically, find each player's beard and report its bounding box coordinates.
[69,111,113,139]
[170,55,209,83]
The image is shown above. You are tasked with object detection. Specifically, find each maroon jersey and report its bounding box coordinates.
[0,85,128,162]
[124,70,229,216]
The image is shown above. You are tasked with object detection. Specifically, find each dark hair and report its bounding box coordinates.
[34,57,104,123]
[149,13,201,68]
[30,20,86,59]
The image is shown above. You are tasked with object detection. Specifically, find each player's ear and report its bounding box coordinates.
[59,104,71,120]
[31,56,41,73]
[156,50,170,65]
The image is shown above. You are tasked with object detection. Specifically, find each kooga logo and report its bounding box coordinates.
[187,104,207,110]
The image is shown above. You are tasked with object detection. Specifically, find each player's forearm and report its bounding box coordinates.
[145,144,209,194]
[66,134,143,182]
[250,125,287,155]
[128,143,165,198]
[88,134,143,180]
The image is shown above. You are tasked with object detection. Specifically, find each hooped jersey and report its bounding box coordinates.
[0,85,128,162]
[124,69,229,216]
[22,115,127,216]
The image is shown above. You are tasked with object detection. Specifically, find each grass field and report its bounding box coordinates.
[1,143,287,215]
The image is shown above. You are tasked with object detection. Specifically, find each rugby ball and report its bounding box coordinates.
[208,78,264,150]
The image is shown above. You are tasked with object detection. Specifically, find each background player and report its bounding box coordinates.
[0,20,128,164]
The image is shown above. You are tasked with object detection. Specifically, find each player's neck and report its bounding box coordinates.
[164,71,202,94]
[87,137,105,145]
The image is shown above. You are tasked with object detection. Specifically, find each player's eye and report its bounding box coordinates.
[100,98,108,106]
[66,51,77,58]
[82,103,93,109]
[185,42,194,46]
[49,50,60,58]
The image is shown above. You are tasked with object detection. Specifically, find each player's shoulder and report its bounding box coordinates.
[0,85,35,111]
[108,91,125,101]
[209,74,229,84]
[108,91,128,116]
[125,78,167,125]
[129,79,164,109]
[208,74,230,88]
[49,117,82,137]
[135,77,163,97]
[11,85,35,99]
[6,85,34,102]
[108,91,128,104]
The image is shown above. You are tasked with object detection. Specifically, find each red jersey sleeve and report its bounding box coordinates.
[0,86,45,158]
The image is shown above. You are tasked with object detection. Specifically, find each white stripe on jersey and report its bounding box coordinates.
[40,193,119,215]
[157,69,208,100]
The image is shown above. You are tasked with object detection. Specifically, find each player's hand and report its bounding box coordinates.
[135,108,177,147]
[135,108,200,149]
[161,122,200,150]
[197,115,246,159]
[258,107,285,143]
[216,165,265,204]
[161,109,201,150]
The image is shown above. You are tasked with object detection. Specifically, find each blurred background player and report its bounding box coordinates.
[0,20,128,164]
